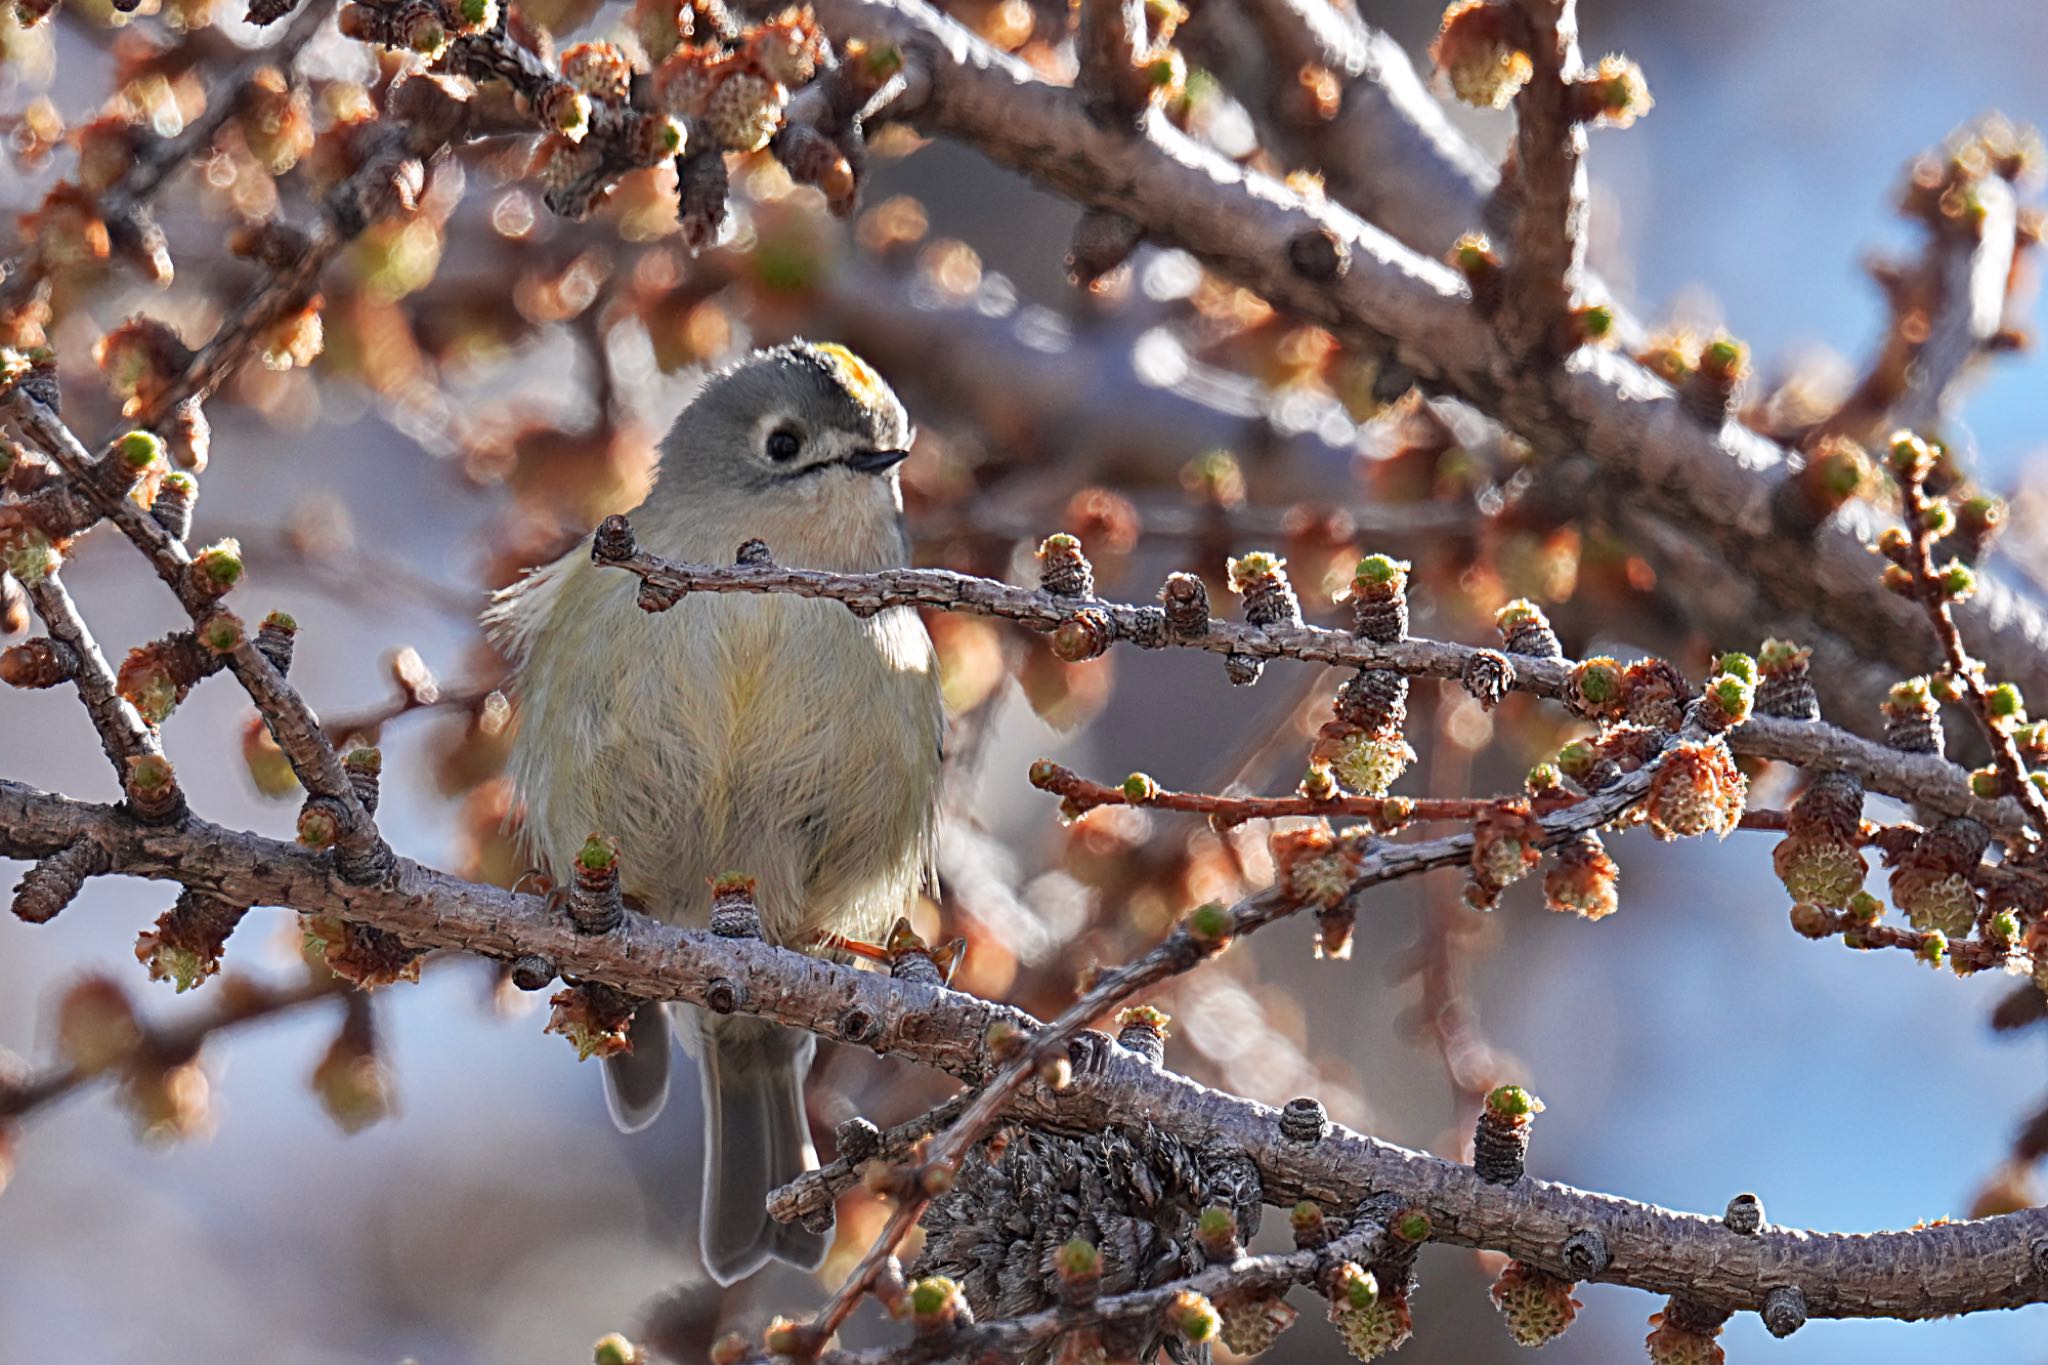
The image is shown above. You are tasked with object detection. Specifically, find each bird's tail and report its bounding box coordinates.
[602,1003,672,1133]
[698,1015,827,1284]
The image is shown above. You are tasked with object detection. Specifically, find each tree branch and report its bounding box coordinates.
[3,777,2043,1322]
[761,0,2048,731]
[2,389,390,880]
[593,525,2029,837]
[1494,0,1586,361]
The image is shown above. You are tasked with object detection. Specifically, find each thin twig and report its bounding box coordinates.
[1893,440,2048,840]
[1495,0,1586,361]
[2,390,386,875]
[596,531,2028,834]
[20,575,159,776]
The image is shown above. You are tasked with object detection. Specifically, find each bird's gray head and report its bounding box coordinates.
[655,341,913,504]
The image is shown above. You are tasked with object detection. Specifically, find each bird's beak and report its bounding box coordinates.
[845,447,911,474]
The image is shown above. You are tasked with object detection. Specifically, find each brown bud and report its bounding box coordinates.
[1461,649,1515,709]
[1050,609,1114,662]
[1158,571,1210,637]
[1,637,79,689]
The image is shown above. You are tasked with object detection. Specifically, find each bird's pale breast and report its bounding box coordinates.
[502,537,939,949]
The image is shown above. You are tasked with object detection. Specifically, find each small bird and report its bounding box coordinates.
[488,342,942,1284]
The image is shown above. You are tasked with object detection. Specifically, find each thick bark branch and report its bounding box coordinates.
[768,0,2048,732]
[1188,0,1496,261]
[3,777,2045,1321]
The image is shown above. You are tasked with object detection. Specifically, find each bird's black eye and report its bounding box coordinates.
[766,427,803,462]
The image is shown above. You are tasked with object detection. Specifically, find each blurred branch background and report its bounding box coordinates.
[3,0,2048,1361]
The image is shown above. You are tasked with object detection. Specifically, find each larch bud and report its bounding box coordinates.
[1432,1,1532,110]
[1473,1083,1542,1184]
[1490,1260,1581,1347]
[1772,770,1866,908]
[1882,677,1945,755]
[1495,598,1562,658]
[1645,738,1747,840]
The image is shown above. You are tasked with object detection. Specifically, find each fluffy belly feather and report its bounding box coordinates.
[507,556,937,948]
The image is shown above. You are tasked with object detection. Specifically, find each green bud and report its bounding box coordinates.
[762,1320,808,1355]
[1758,638,1807,672]
[1701,336,1746,374]
[1453,233,1495,272]
[860,41,905,80]
[1168,1291,1220,1343]
[1495,598,1546,632]
[1889,677,1932,710]
[126,752,174,793]
[1556,739,1597,783]
[1575,304,1615,339]
[1986,682,2024,721]
[1939,560,1977,600]
[984,1018,1024,1059]
[197,612,243,654]
[1572,657,1622,706]
[1816,445,1867,498]
[1888,431,1933,480]
[554,89,592,135]
[190,539,245,594]
[408,15,448,52]
[1122,771,1160,803]
[1708,673,1754,724]
[116,430,163,469]
[1989,911,2021,946]
[592,1333,638,1365]
[577,833,620,873]
[1353,553,1408,587]
[1788,902,1833,938]
[1715,651,1757,684]
[1054,1238,1100,1277]
[1226,551,1284,591]
[1185,901,1234,945]
[908,1276,960,1319]
[1485,1084,1542,1120]
[1336,1263,1379,1311]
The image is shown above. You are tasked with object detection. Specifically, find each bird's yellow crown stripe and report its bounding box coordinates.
[812,342,889,410]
